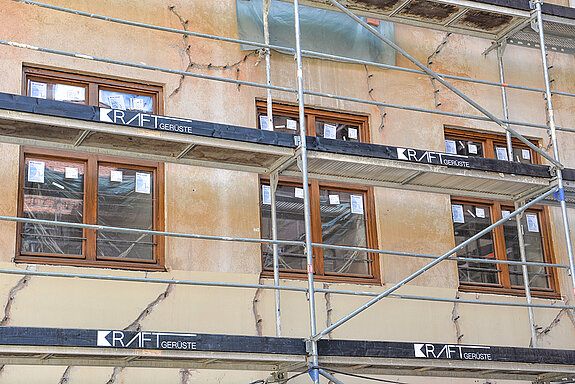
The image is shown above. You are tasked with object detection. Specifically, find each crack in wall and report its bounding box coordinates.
[451,291,464,343]
[543,53,556,152]
[180,368,195,384]
[105,366,124,384]
[252,279,264,336]
[1,275,31,326]
[58,366,73,384]
[323,283,334,340]
[426,33,451,108]
[536,300,575,342]
[364,65,386,131]
[168,5,259,97]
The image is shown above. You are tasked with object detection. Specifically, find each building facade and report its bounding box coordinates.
[1,0,575,382]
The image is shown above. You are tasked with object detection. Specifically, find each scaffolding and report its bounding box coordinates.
[1,0,575,382]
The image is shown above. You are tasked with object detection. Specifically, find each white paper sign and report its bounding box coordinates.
[502,210,511,219]
[65,167,78,179]
[30,81,47,99]
[452,204,464,223]
[287,119,297,130]
[348,128,358,139]
[468,143,478,154]
[295,187,304,199]
[131,97,145,110]
[259,115,271,131]
[108,95,126,110]
[54,84,84,101]
[350,195,364,214]
[526,214,539,232]
[329,194,340,205]
[522,149,531,160]
[445,140,457,154]
[27,161,45,183]
[475,207,485,218]
[110,170,123,182]
[496,147,509,161]
[135,172,151,194]
[324,124,337,139]
[261,185,271,205]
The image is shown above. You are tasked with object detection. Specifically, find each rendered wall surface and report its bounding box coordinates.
[0,0,575,383]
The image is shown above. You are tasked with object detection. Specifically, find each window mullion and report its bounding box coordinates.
[309,180,324,276]
[84,156,98,261]
[492,203,511,288]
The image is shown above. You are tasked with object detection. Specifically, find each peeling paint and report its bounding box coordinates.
[451,291,463,343]
[106,366,124,384]
[324,283,334,339]
[180,368,195,384]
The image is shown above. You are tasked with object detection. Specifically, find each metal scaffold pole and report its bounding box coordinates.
[292,0,319,381]
[533,0,575,298]
[263,0,282,338]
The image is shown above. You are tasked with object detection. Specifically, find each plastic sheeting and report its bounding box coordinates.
[236,0,395,65]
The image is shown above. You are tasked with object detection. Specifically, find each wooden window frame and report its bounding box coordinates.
[446,127,558,297]
[22,66,164,114]
[257,102,379,284]
[16,147,165,271]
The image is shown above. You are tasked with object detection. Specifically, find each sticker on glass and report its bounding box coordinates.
[108,95,126,110]
[526,214,539,232]
[27,161,45,183]
[468,143,478,154]
[131,97,145,111]
[328,194,340,205]
[451,204,464,223]
[295,187,304,199]
[348,128,358,140]
[324,124,337,139]
[350,195,364,214]
[259,115,271,131]
[287,119,297,130]
[522,149,531,160]
[496,147,509,161]
[65,167,78,179]
[29,81,47,99]
[445,139,456,154]
[261,185,271,205]
[502,210,511,219]
[135,172,151,194]
[475,207,485,218]
[110,170,123,182]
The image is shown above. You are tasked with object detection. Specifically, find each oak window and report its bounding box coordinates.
[17,150,164,270]
[446,129,556,296]
[258,103,378,282]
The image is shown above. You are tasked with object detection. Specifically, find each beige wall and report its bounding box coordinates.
[0,0,575,382]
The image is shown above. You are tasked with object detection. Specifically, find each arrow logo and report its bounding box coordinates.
[99,108,113,123]
[97,330,111,347]
[397,148,408,160]
[414,343,426,358]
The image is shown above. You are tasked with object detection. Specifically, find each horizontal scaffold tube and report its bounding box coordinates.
[0,215,567,269]
[12,0,575,99]
[1,39,573,134]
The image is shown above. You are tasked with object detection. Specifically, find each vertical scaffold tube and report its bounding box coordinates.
[292,0,319,381]
[514,202,538,347]
[533,0,575,298]
[263,0,282,338]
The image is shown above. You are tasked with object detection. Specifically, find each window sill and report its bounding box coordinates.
[260,270,381,286]
[458,283,560,299]
[15,255,166,272]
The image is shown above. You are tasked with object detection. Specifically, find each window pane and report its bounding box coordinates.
[452,203,499,284]
[22,158,84,255]
[320,189,370,275]
[445,138,483,157]
[99,90,154,113]
[27,80,86,103]
[503,211,549,289]
[257,113,299,135]
[316,121,360,142]
[261,184,306,271]
[97,166,154,260]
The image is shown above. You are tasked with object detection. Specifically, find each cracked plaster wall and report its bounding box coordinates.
[0,0,575,382]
